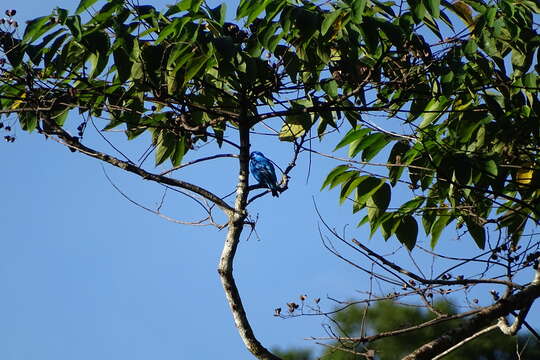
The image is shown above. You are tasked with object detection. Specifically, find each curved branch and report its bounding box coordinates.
[350,239,524,289]
[402,282,540,360]
[102,166,220,227]
[431,324,499,360]
[217,98,282,360]
[41,116,235,214]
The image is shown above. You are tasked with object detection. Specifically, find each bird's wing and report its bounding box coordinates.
[260,160,276,185]
[252,159,277,185]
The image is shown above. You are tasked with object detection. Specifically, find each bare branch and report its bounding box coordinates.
[102,166,221,227]
[431,324,499,360]
[402,282,540,360]
[41,116,236,214]
[350,238,524,289]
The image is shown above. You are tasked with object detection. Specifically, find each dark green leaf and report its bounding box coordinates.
[362,134,391,161]
[322,79,338,98]
[482,159,498,178]
[351,0,367,24]
[396,216,418,250]
[321,165,350,189]
[334,127,370,151]
[65,15,83,40]
[424,0,440,18]
[463,39,477,57]
[340,175,367,204]
[171,137,186,166]
[19,112,38,132]
[419,96,450,128]
[388,141,410,186]
[22,16,52,44]
[359,18,379,53]
[399,196,425,213]
[321,9,343,35]
[430,212,451,248]
[380,213,398,240]
[410,0,426,22]
[349,132,385,158]
[464,216,486,249]
[356,176,385,205]
[75,0,98,14]
[371,182,391,213]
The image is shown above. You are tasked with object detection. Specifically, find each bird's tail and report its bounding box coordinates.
[271,186,279,197]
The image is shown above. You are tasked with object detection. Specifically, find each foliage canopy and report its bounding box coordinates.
[1,0,539,359]
[1,0,538,250]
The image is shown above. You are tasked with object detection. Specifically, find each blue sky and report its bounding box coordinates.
[1,1,538,359]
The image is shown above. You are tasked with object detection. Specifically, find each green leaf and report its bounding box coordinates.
[156,17,190,44]
[351,0,367,24]
[334,127,370,151]
[430,213,451,248]
[485,6,496,27]
[399,196,425,213]
[322,79,338,98]
[424,0,440,18]
[482,159,498,178]
[463,39,477,57]
[19,111,38,132]
[155,133,177,166]
[171,137,186,166]
[340,175,367,204]
[464,216,486,249]
[176,0,204,13]
[362,134,391,161]
[330,171,358,190]
[22,16,52,44]
[75,0,98,14]
[381,213,400,240]
[356,177,385,205]
[183,53,212,86]
[387,141,410,186]
[279,123,305,141]
[52,109,69,126]
[411,0,426,22]
[419,96,450,128]
[523,72,537,90]
[208,3,227,24]
[396,216,418,250]
[241,0,273,25]
[321,9,343,36]
[321,165,350,189]
[279,112,311,141]
[358,214,370,227]
[371,182,391,213]
[44,33,68,67]
[349,132,385,158]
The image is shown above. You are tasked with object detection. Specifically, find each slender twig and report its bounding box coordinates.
[431,324,499,360]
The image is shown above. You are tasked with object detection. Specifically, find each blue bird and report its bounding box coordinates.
[250,151,279,197]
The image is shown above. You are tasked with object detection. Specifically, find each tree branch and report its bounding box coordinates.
[402,282,540,360]
[217,96,281,360]
[41,116,235,214]
[431,324,499,360]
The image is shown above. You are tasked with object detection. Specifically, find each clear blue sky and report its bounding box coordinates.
[1,1,538,359]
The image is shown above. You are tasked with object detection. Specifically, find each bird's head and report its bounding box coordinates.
[250,151,264,159]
